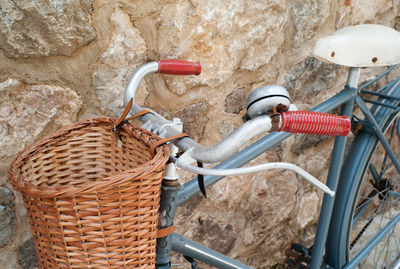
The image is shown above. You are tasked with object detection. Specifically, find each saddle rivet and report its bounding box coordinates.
[372,57,378,63]
[331,51,335,57]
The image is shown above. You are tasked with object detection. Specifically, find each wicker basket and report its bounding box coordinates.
[8,118,170,268]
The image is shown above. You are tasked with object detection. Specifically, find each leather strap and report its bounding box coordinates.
[114,98,133,131]
[113,97,152,131]
[125,109,152,121]
[149,133,189,157]
[156,226,175,238]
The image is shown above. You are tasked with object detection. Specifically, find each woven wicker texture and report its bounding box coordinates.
[8,118,170,268]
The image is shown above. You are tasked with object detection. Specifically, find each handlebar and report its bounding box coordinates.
[127,103,350,163]
[123,61,351,163]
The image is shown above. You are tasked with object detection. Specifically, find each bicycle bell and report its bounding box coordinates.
[245,85,291,119]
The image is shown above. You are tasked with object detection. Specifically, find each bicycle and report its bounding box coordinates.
[118,24,400,268]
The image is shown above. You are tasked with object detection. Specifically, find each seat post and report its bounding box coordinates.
[346,67,361,89]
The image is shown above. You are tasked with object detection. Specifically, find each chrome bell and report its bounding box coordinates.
[245,85,291,119]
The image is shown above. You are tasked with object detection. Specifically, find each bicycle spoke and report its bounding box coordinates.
[365,190,400,267]
[351,201,384,249]
[350,121,400,268]
[353,185,392,227]
[380,202,399,267]
[373,194,390,266]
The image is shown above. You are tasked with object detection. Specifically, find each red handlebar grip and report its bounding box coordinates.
[157,60,201,75]
[280,111,351,137]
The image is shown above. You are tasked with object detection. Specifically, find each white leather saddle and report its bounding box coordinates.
[313,24,400,67]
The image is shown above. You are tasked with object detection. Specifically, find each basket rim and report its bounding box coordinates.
[7,117,170,197]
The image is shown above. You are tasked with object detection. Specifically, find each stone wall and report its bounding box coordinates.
[0,0,399,268]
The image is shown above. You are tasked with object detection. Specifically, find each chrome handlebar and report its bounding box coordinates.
[123,62,275,163]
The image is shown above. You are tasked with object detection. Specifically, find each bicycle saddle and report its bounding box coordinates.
[313,24,400,67]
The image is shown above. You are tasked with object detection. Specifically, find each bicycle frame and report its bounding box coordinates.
[153,67,400,268]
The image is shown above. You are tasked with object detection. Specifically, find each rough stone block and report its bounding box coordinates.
[194,217,236,255]
[0,0,96,58]
[157,0,288,94]
[0,186,14,248]
[0,78,82,173]
[18,238,38,269]
[291,134,330,156]
[173,101,208,141]
[225,89,247,114]
[92,7,147,116]
[284,57,339,100]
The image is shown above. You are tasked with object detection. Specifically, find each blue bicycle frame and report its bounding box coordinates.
[155,67,400,269]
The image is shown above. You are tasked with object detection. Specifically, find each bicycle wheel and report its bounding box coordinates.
[326,80,400,269]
